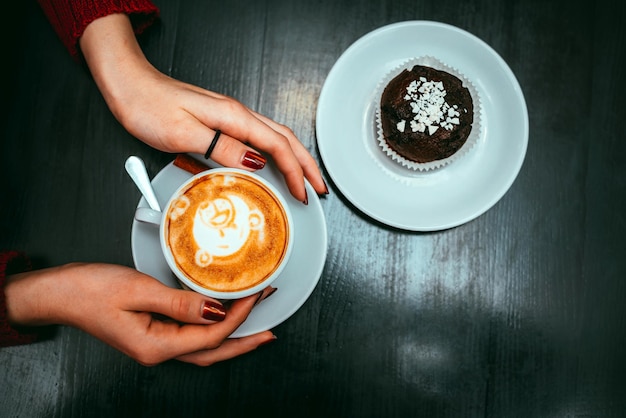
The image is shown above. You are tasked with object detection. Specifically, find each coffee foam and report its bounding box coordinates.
[165,172,289,293]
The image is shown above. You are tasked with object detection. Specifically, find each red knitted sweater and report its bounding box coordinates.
[1,0,159,348]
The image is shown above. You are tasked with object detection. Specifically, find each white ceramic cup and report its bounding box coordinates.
[135,168,294,299]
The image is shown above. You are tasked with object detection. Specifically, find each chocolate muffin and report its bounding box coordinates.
[379,64,474,164]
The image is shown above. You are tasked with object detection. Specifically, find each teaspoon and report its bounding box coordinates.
[124,156,161,212]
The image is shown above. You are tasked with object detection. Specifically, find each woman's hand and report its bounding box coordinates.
[4,263,276,366]
[79,13,327,203]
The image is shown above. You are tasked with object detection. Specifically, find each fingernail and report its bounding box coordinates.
[242,151,266,170]
[254,290,265,306]
[264,287,278,301]
[323,179,330,195]
[202,300,226,321]
[254,286,277,306]
[257,335,278,348]
[302,189,309,205]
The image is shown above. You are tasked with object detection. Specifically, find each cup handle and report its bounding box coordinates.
[135,207,162,226]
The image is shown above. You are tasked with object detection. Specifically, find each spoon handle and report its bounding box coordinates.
[125,156,162,212]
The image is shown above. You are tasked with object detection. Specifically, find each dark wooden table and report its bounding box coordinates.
[2,1,625,417]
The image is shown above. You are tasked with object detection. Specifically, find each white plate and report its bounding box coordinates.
[131,157,327,338]
[316,21,528,231]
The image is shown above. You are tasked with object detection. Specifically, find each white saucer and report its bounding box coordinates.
[130,156,327,338]
[316,21,528,231]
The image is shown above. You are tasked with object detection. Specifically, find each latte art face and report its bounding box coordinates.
[193,195,264,266]
[164,171,290,293]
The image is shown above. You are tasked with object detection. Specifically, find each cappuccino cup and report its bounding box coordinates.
[135,168,294,299]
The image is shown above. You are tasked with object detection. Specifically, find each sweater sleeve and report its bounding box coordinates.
[0,251,38,347]
[37,0,160,59]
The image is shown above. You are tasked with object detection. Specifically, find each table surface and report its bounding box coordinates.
[2,1,625,417]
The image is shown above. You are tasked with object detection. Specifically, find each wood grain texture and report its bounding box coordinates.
[1,0,625,417]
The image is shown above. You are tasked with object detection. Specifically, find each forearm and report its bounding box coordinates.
[37,0,159,59]
[79,13,159,122]
[4,266,72,327]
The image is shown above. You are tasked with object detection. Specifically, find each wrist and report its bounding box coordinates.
[79,13,155,119]
[4,264,78,327]
[4,271,50,327]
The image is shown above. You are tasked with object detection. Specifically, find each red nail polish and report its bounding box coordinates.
[265,287,278,300]
[253,290,265,306]
[242,151,266,170]
[254,286,277,306]
[202,300,226,321]
[323,179,330,195]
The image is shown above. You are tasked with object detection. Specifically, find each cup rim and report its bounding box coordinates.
[159,167,294,299]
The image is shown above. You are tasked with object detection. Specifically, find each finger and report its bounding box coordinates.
[250,111,328,195]
[207,130,267,171]
[217,124,307,203]
[203,289,268,335]
[187,95,309,202]
[164,114,268,173]
[176,114,307,202]
[127,282,225,324]
[137,291,263,359]
[175,331,276,366]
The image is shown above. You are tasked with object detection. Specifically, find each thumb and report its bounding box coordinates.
[136,285,227,324]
